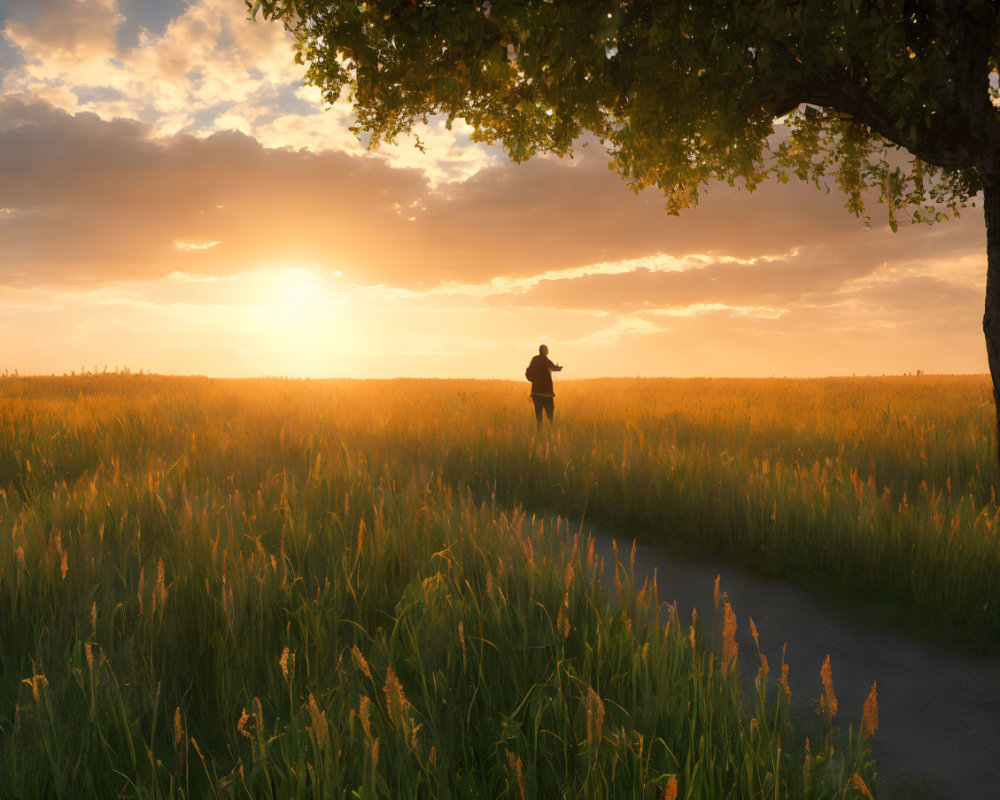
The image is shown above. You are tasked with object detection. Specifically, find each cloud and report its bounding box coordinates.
[3,0,123,77]
[1,0,498,183]
[394,139,985,289]
[0,92,988,314]
[489,246,985,318]
[499,257,855,312]
[0,95,430,284]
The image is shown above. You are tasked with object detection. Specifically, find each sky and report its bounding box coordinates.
[0,0,990,379]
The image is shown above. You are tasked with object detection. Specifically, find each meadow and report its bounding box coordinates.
[4,373,987,797]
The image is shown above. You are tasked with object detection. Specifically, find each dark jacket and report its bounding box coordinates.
[526,354,557,396]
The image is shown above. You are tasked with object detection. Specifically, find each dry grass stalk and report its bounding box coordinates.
[152,558,167,616]
[662,775,678,800]
[137,567,145,617]
[15,545,25,589]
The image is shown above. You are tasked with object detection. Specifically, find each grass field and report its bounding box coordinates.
[5,373,986,797]
[446,375,1000,649]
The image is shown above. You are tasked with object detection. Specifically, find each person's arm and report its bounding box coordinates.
[545,356,563,372]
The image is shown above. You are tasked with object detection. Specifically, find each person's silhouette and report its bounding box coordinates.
[525,344,563,429]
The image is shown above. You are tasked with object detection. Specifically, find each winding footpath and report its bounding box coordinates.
[586,532,1000,800]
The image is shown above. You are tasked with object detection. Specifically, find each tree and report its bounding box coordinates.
[249,0,1000,461]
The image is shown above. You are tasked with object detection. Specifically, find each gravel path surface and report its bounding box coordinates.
[586,532,1000,800]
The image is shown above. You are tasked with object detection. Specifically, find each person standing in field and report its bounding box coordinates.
[525,344,563,429]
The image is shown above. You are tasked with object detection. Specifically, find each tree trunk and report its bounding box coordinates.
[983,177,1000,474]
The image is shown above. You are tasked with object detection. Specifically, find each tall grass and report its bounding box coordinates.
[0,375,877,797]
[443,376,1000,648]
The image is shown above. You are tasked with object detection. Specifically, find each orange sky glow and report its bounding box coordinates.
[0,0,990,379]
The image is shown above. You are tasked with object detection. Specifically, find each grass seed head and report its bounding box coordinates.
[351,645,371,681]
[307,693,328,750]
[22,672,48,703]
[851,773,875,799]
[557,604,571,639]
[585,686,604,751]
[383,665,410,734]
[757,652,769,682]
[173,706,184,747]
[237,709,252,740]
[280,646,297,685]
[780,643,792,698]
[506,750,526,800]
[359,694,372,738]
[254,696,263,738]
[820,654,837,720]
[861,681,878,739]
[721,601,738,674]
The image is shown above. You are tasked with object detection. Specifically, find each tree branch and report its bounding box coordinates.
[767,68,991,171]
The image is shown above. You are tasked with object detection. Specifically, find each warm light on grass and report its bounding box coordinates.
[2,373,963,796]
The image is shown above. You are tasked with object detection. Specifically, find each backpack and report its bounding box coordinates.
[525,359,540,383]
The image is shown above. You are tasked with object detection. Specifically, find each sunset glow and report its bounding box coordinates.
[0,0,988,378]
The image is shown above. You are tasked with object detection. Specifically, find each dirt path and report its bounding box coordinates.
[585,531,1000,800]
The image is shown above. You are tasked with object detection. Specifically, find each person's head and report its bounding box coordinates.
[539,344,548,356]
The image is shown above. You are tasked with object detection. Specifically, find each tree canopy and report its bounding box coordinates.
[249,0,996,227]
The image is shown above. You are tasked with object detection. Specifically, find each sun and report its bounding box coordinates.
[243,266,358,376]
[270,267,329,320]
